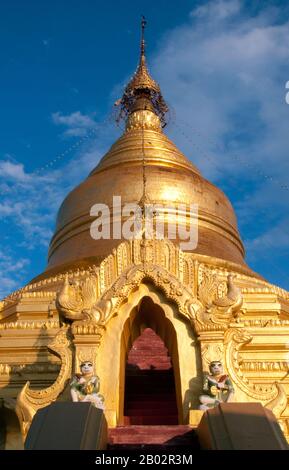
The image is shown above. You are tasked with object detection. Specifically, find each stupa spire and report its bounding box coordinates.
[115,17,168,127]
[140,15,146,65]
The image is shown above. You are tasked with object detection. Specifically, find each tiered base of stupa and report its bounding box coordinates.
[1,238,289,449]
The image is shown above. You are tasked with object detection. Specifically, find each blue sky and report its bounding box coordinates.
[1,0,289,298]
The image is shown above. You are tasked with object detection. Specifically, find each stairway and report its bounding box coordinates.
[108,425,199,451]
[124,328,178,425]
[108,328,200,451]
[124,369,178,425]
[127,327,172,370]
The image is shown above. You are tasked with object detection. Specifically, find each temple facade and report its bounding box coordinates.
[1,24,289,450]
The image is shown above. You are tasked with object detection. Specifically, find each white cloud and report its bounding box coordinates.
[152,1,289,177]
[1,1,289,294]
[52,111,98,137]
[0,251,30,298]
[150,0,289,266]
[191,0,241,20]
[0,115,116,265]
[0,159,31,182]
[0,137,108,298]
[246,220,289,253]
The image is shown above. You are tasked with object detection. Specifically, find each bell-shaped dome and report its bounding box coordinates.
[47,116,245,271]
[45,25,250,277]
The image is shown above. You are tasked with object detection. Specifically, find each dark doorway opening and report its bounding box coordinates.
[124,327,178,425]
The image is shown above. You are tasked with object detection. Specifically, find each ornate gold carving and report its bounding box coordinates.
[240,361,289,372]
[2,242,289,313]
[74,347,99,374]
[0,363,60,376]
[125,56,160,95]
[100,264,199,326]
[54,239,200,328]
[2,237,289,443]
[265,382,288,419]
[243,319,289,327]
[99,254,116,294]
[196,270,243,330]
[201,343,224,370]
[224,328,278,401]
[182,257,194,289]
[71,321,105,338]
[126,110,161,132]
[56,274,99,322]
[0,364,11,375]
[0,320,60,330]
[16,329,72,439]
[213,275,242,314]
[77,349,97,365]
[53,240,249,339]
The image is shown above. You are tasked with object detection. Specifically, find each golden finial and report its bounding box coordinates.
[140,15,146,58]
[114,16,168,127]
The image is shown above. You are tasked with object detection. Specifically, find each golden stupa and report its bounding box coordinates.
[1,20,289,450]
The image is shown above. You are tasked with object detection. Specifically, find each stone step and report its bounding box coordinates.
[108,425,197,446]
[108,444,197,451]
[128,354,170,360]
[129,351,169,357]
[127,328,172,369]
[129,343,168,350]
[124,328,178,428]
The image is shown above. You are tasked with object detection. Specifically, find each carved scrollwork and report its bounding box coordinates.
[56,274,98,322]
[56,274,119,326]
[71,321,106,338]
[15,329,73,439]
[98,264,199,325]
[224,328,278,402]
[54,238,200,327]
[196,270,243,330]
[265,382,288,419]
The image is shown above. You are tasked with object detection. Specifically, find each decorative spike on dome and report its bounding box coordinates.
[115,16,169,127]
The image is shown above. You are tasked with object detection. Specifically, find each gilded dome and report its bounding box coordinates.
[43,30,254,278]
[46,106,247,273]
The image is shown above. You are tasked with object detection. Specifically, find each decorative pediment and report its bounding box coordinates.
[56,238,197,324]
[56,238,244,334]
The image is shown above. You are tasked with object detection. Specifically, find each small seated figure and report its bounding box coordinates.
[70,361,105,410]
[199,360,234,411]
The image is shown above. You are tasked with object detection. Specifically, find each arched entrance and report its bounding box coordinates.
[121,296,181,425]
